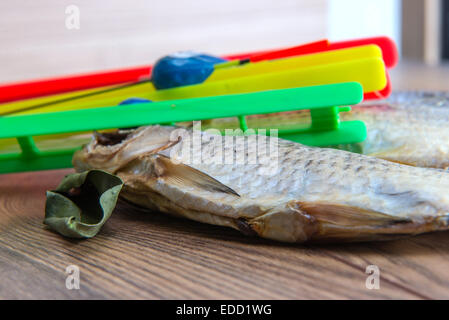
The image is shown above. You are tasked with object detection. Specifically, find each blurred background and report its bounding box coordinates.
[0,0,448,89]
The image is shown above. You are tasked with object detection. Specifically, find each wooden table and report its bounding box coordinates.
[1,61,449,299]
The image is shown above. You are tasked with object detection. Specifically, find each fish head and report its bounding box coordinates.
[72,125,181,173]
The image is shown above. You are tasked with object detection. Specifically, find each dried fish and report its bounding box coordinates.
[73,125,449,242]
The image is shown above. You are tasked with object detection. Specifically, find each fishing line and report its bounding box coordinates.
[0,79,152,116]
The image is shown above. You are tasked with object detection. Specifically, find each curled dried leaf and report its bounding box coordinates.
[44,170,123,238]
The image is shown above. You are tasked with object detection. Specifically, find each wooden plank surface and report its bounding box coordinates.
[1,156,449,299]
[2,1,449,301]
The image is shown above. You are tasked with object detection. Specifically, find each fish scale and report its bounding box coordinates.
[73,125,449,243]
[195,91,449,169]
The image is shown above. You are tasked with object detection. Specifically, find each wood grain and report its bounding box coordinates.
[1,168,449,299]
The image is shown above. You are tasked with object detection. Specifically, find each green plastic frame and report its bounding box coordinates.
[0,83,365,174]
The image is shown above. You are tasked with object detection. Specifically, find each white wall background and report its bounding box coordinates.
[0,0,405,83]
[327,0,402,54]
[0,0,327,83]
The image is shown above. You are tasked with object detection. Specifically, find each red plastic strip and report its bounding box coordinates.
[223,36,398,68]
[249,39,329,62]
[0,42,326,103]
[327,36,398,69]
[224,37,396,101]
[222,50,271,61]
[0,66,151,103]
[0,36,397,103]
[363,71,392,100]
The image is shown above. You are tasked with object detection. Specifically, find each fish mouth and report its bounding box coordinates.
[72,129,136,172]
[93,130,135,146]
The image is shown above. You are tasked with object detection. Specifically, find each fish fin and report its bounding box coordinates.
[378,158,417,167]
[368,146,419,167]
[151,135,182,154]
[288,201,417,241]
[290,201,410,227]
[152,155,240,197]
[112,136,182,174]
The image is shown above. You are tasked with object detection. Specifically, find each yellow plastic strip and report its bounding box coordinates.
[1,45,385,116]
[206,44,383,82]
[148,57,386,101]
[0,81,155,116]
